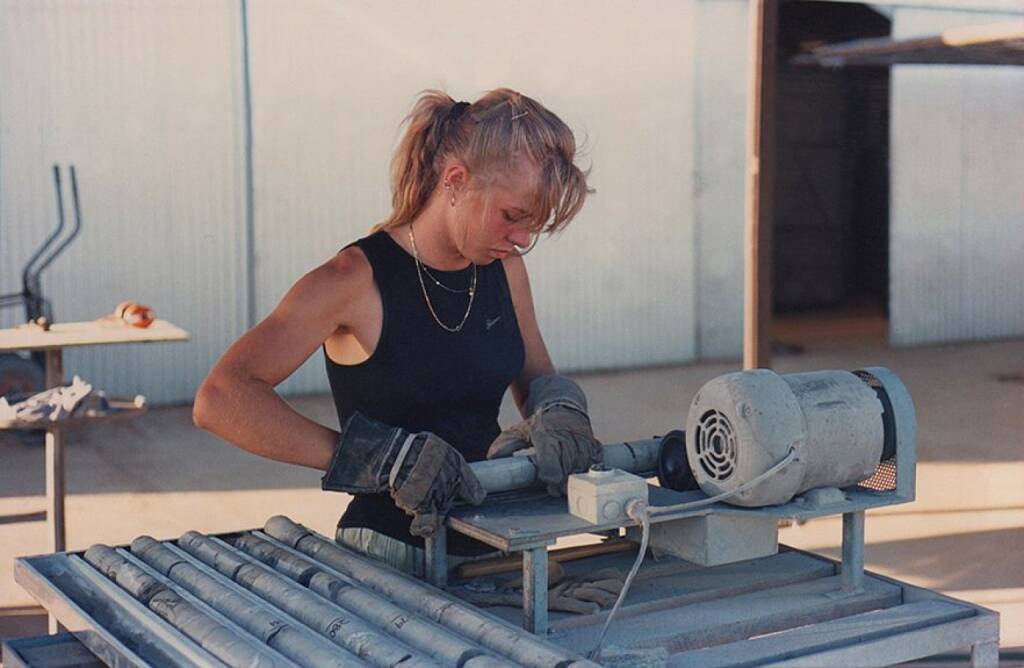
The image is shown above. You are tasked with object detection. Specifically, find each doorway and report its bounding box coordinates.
[771,1,892,350]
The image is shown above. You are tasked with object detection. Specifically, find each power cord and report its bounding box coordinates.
[588,447,799,660]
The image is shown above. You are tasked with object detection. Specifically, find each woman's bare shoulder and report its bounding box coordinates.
[275,245,375,327]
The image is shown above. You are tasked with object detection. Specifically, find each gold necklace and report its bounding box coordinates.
[408,223,477,333]
[420,264,473,293]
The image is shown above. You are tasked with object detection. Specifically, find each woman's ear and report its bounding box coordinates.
[442,162,469,195]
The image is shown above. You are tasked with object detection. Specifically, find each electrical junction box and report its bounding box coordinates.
[567,467,648,524]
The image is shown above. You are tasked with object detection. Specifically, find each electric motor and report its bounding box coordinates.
[684,367,913,507]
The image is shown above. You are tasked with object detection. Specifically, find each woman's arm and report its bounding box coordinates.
[193,247,372,470]
[502,253,556,417]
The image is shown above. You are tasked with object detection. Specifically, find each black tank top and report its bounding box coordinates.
[325,230,525,554]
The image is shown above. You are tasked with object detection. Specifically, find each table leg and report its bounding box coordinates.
[424,530,447,587]
[43,349,66,555]
[45,428,65,554]
[522,547,548,635]
[841,510,865,592]
[43,349,65,635]
[971,640,999,667]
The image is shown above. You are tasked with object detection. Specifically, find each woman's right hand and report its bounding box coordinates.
[193,247,374,471]
[322,411,486,537]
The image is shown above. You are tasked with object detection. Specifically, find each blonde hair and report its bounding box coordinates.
[378,89,591,237]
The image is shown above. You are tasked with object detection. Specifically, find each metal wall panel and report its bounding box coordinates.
[0,1,247,404]
[890,7,1024,345]
[694,0,747,360]
[247,0,700,397]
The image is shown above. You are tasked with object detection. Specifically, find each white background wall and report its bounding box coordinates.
[3,0,1022,404]
[0,0,248,404]
[889,6,1024,345]
[248,0,702,395]
[1,0,707,404]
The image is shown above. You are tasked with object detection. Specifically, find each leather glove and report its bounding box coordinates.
[321,412,486,537]
[486,375,603,495]
[458,562,624,615]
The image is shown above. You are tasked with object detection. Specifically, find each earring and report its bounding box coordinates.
[445,182,456,207]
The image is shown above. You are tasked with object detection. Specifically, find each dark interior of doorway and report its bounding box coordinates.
[771,1,891,350]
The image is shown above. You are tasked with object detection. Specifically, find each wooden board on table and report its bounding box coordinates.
[0,320,189,352]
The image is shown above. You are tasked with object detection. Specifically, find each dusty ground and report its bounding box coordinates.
[1,337,1022,660]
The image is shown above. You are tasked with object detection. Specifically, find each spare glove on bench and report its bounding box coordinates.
[487,374,603,495]
[322,411,486,537]
[459,562,625,615]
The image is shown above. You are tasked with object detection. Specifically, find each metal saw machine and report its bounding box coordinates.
[9,367,1001,667]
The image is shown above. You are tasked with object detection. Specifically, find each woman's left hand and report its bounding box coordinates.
[486,375,603,495]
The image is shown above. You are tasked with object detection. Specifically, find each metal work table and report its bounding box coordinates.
[13,515,999,667]
[0,319,189,556]
[442,486,901,638]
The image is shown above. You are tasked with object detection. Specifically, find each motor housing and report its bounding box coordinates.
[684,368,909,507]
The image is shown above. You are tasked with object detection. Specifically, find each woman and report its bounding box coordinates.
[193,88,602,575]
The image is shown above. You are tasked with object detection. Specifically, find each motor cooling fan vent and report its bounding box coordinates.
[694,409,738,481]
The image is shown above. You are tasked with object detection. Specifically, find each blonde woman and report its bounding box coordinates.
[194,89,601,575]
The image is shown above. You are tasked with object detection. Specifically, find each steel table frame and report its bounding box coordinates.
[0,320,189,632]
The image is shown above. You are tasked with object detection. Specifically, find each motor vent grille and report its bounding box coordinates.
[858,457,898,492]
[695,409,738,481]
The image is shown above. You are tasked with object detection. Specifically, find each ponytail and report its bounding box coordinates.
[377,88,591,235]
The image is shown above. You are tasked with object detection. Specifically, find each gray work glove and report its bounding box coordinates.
[322,412,486,537]
[486,375,603,496]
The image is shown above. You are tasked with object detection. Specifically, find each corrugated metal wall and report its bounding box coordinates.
[889,6,1024,346]
[0,0,247,405]
[1,1,706,404]
[693,0,747,360]
[247,0,701,395]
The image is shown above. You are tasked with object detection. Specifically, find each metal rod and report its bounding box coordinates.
[173,532,405,667]
[22,165,67,316]
[522,547,548,635]
[841,511,865,592]
[424,530,447,587]
[470,439,661,494]
[83,545,294,668]
[264,516,596,668]
[236,533,509,667]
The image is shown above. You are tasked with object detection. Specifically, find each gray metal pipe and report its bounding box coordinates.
[122,537,361,668]
[83,545,293,668]
[264,516,599,668]
[131,537,374,667]
[469,439,661,493]
[175,531,425,667]
[233,533,511,668]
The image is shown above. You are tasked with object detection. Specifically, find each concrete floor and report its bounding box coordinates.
[1,337,1023,658]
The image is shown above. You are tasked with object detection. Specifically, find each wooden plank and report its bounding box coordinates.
[794,21,1024,67]
[743,0,778,370]
[668,600,975,667]
[551,574,901,655]
[551,550,834,632]
[0,319,189,352]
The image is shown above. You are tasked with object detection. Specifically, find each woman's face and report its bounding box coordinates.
[453,162,539,265]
